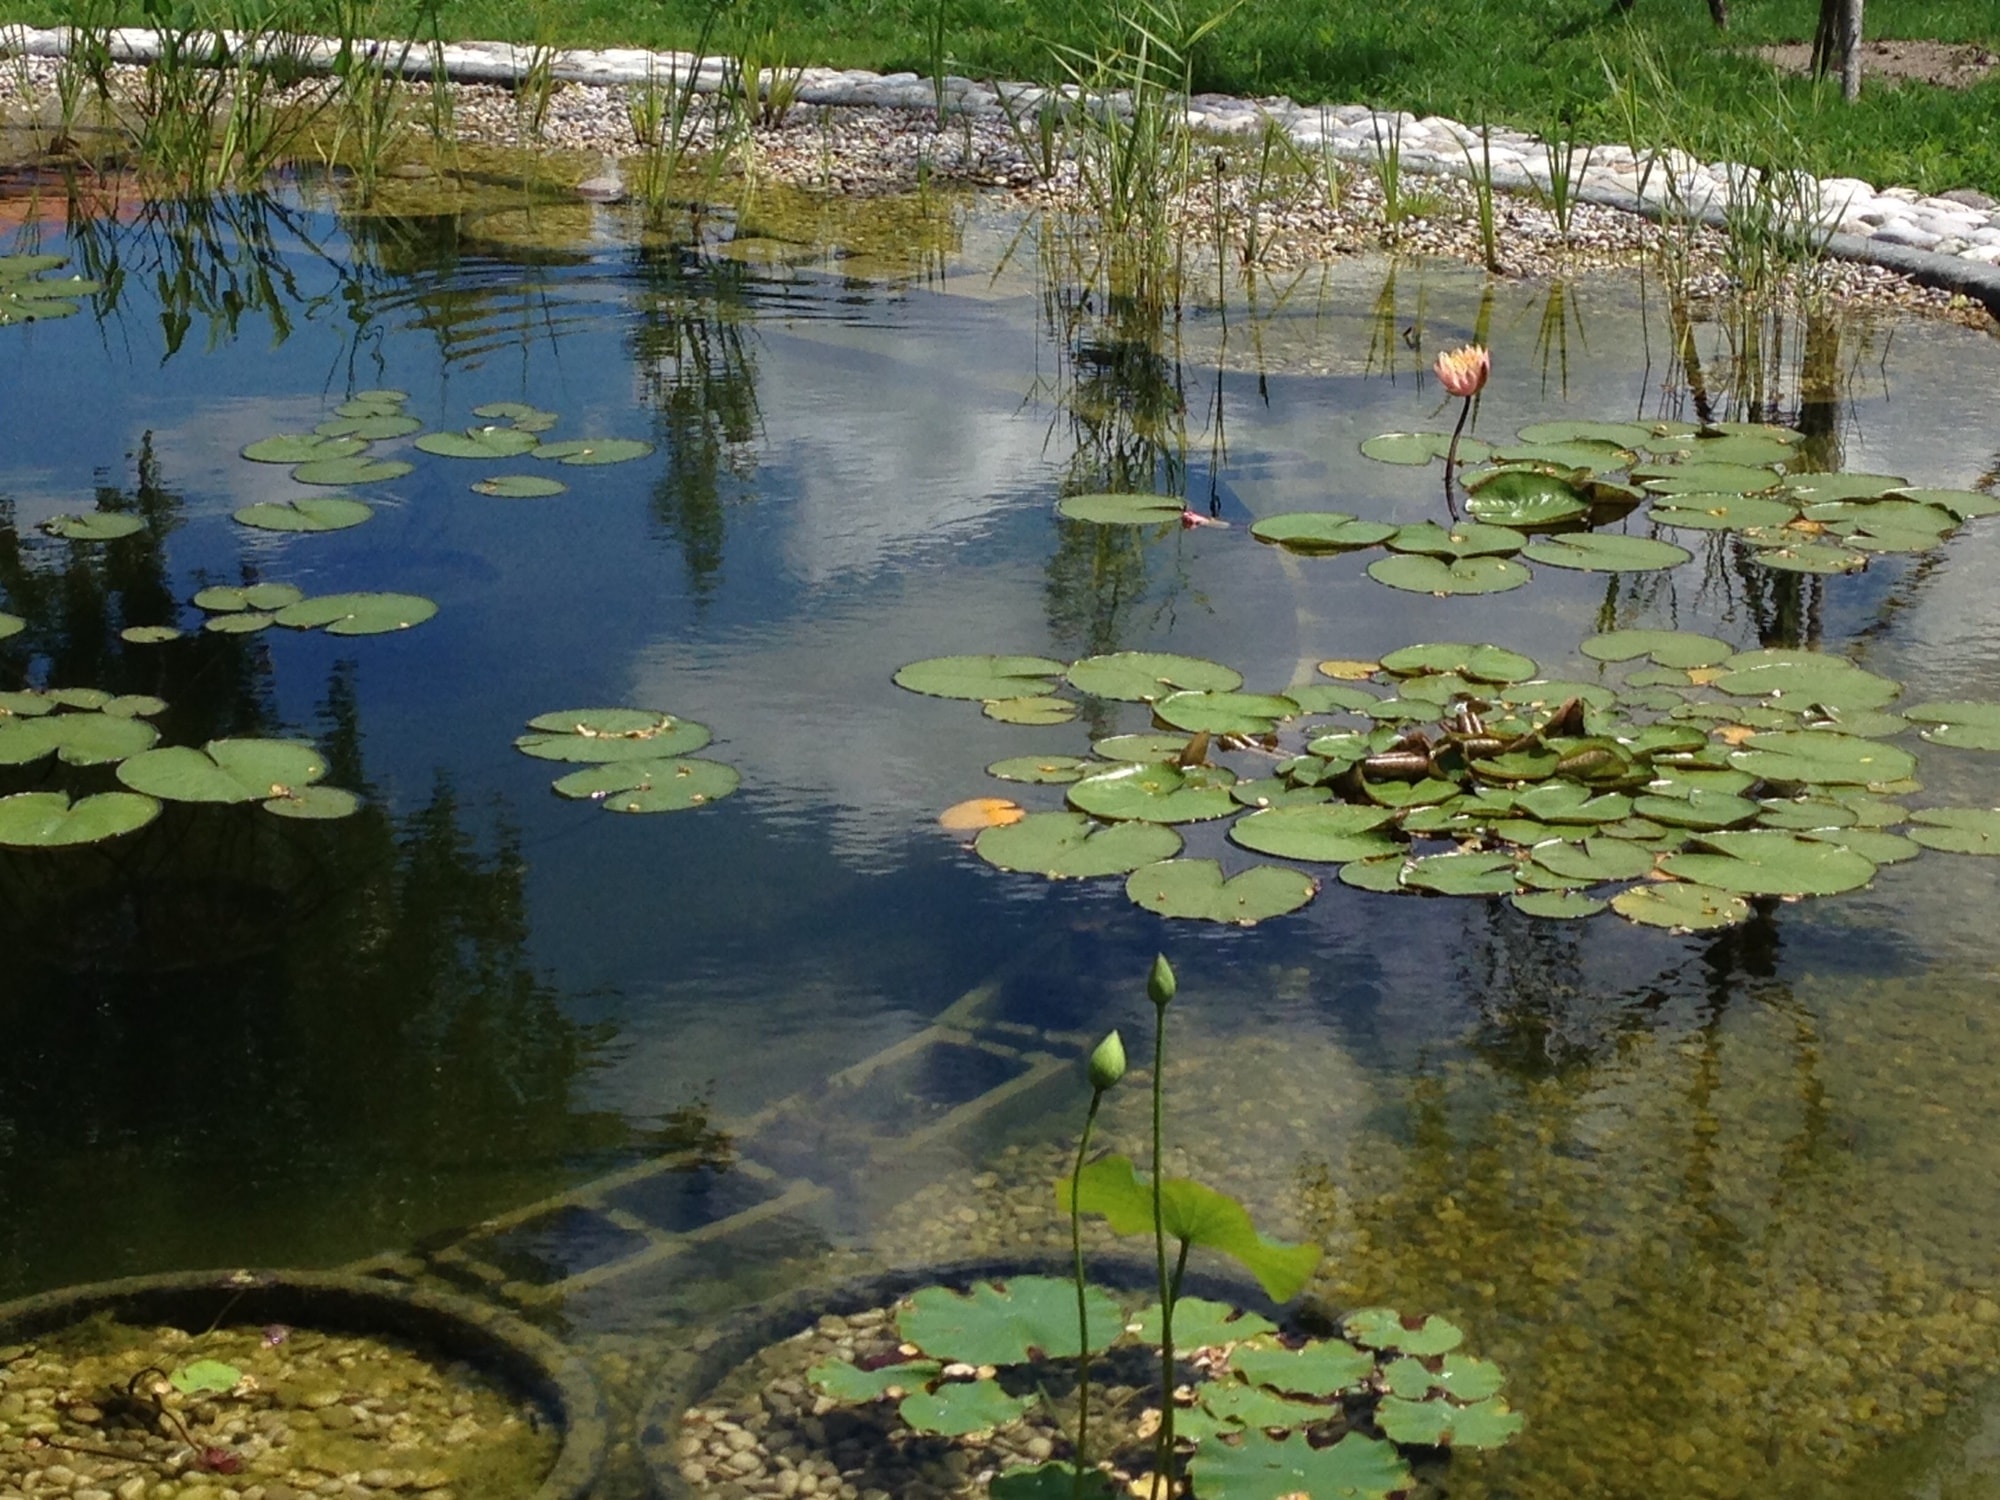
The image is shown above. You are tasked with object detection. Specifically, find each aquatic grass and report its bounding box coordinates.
[1538,106,1590,243]
[1460,118,1501,274]
[1368,109,1404,227]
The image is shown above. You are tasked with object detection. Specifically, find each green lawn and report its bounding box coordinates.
[9,0,1998,191]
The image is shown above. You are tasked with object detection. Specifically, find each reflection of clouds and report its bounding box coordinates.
[144,395,360,518]
[629,563,1063,870]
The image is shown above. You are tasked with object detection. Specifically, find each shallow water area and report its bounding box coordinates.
[5,164,2000,1499]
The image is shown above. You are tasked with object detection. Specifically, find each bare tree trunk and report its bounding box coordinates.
[1707,0,1729,29]
[1839,0,1864,101]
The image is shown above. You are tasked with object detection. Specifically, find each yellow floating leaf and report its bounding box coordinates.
[1717,724,1758,745]
[1318,658,1380,681]
[939,797,1025,831]
[1686,667,1724,686]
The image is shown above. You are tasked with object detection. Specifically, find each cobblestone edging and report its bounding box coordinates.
[6,24,1999,314]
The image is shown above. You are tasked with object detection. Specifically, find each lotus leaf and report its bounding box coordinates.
[532,438,654,465]
[1338,855,1409,892]
[976,812,1182,877]
[1377,1395,1526,1449]
[1184,1381,1330,1440]
[1061,1154,1322,1299]
[1069,763,1237,823]
[1360,431,1491,465]
[1054,492,1183,524]
[1380,642,1537,683]
[1648,493,1799,532]
[1511,889,1605,919]
[517,710,712,762]
[1402,850,1519,896]
[117,739,328,805]
[1907,808,2000,855]
[1805,827,1920,863]
[1222,1338,1373,1398]
[553,757,739,810]
[274,592,437,635]
[417,426,542,459]
[263,786,362,820]
[1783,472,1906,503]
[0,612,21,640]
[233,497,374,532]
[1462,471,1590,529]
[1228,804,1401,862]
[1248,513,1397,552]
[1384,521,1525,557]
[195,583,305,613]
[316,414,423,440]
[1188,1430,1411,1500]
[1129,1297,1276,1346]
[472,475,569,498]
[983,696,1077,725]
[1091,732,1191,763]
[1066,651,1242,701]
[291,457,413,485]
[1729,730,1914,786]
[987,754,1096,784]
[1902,701,2000,752]
[1153,690,1299,736]
[1521,532,1691,572]
[43,513,145,541]
[1498,678,1618,711]
[0,790,160,846]
[1344,1308,1463,1355]
[897,1276,1123,1365]
[895,655,1066,700]
[1368,555,1531,595]
[1661,830,1876,895]
[1889,486,2000,521]
[1637,461,1782,493]
[1521,838,1652,886]
[808,1357,941,1402]
[242,433,365,464]
[898,1379,1033,1437]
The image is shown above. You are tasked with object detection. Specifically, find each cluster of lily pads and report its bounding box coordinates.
[1059,420,1997,593]
[810,1278,1514,1498]
[191,582,437,637]
[900,636,2000,929]
[0,687,360,845]
[0,253,100,327]
[514,708,739,815]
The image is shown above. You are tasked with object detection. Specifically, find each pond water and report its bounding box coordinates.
[6,164,2000,1499]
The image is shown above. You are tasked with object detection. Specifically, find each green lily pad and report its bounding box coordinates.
[169,1360,242,1396]
[987,754,1096,784]
[117,739,328,805]
[898,1276,1124,1365]
[258,785,361,819]
[471,401,558,427]
[808,1357,942,1403]
[1231,778,1333,809]
[1889,486,2000,521]
[1713,653,1901,711]
[1385,521,1526,557]
[1610,881,1750,929]
[291,456,413,486]
[1125,858,1317,925]
[1379,642,1537,683]
[1462,470,1590,530]
[42,513,145,541]
[1907,808,2000,855]
[1756,797,1858,831]
[1129,1297,1277,1346]
[1069,763,1237,823]
[1728,730,1915,786]
[1530,837,1655,882]
[1154,690,1299,736]
[195,583,306,613]
[1092,732,1194,762]
[1402,850,1519,896]
[1747,540,1868,575]
[975,812,1182,877]
[988,1463,1118,1500]
[531,438,654,465]
[274,592,437,635]
[1630,789,1762,829]
[1581,629,1734,668]
[0,612,22,640]
[517,709,712,762]
[1681,433,1798,467]
[1521,532,1691,572]
[1189,1430,1412,1500]
[1510,889,1606,919]
[1648,492,1800,532]
[1512,783,1631,824]
[416,426,542,459]
[1337,855,1409,892]
[898,1380,1032,1437]
[1185,1381,1331,1440]
[472,475,570,498]
[1637,460,1783,493]
[242,433,366,464]
[1229,1338,1374,1398]
[1054,492,1184,525]
[1486,442,1623,471]
[1783,472,1907,503]
[233,497,374,532]
[1344,1308,1463,1355]
[1377,1395,1526,1449]
[1066,652,1242,702]
[984,696,1077,725]
[1382,1353,1507,1403]
[0,790,160,847]
[1228,804,1402,863]
[553,757,740,811]
[120,625,181,644]
[204,612,277,635]
[1902,701,2000,752]
[1368,555,1531,595]
[1517,419,1655,447]
[1661,830,1876,895]
[1360,431,1491,465]
[1282,684,1382,715]
[1062,1154,1322,1299]
[1249,513,1398,553]
[895,655,1067,700]
[1802,827,1921,864]
[316,413,423,440]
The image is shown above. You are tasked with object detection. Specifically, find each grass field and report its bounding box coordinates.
[7,0,1997,191]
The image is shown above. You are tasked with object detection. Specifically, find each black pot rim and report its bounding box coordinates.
[0,1266,607,1500]
[637,1251,1281,1500]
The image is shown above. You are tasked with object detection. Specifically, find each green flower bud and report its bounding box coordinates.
[1147,953,1177,1010]
[1087,1029,1127,1091]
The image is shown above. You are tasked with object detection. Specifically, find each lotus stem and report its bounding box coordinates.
[1070,1087,1104,1500]
[1443,394,1472,519]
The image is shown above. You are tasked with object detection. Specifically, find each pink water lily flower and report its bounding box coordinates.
[1434,344,1491,397]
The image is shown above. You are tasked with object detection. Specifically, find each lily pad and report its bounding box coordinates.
[416,426,542,459]
[1510,889,1606,919]
[1530,837,1655,882]
[291,456,413,486]
[1337,855,1409,892]
[1516,419,1655,447]
[1728,730,1915,786]
[1648,493,1799,532]
[1902,701,2000,752]
[987,754,1096,784]
[1748,540,1868,575]
[242,433,365,464]
[1068,763,1237,823]
[898,1276,1124,1365]
[274,592,437,635]
[1582,629,1734,669]
[1783,472,1907,503]
[1228,804,1402,863]
[1384,521,1526,557]
[0,612,22,640]
[1610,881,1749,930]
[1368,555,1531,595]
[316,413,423,440]
[1907,808,2000,855]
[975,812,1182,877]
[1154,690,1299,736]
[0,790,160,847]
[1249,513,1398,553]
[1129,1297,1277,1346]
[984,696,1077,725]
[517,709,712,762]
[895,655,1067,700]
[898,1380,1033,1437]
[1066,652,1242,702]
[42,513,145,541]
[1360,431,1491,465]
[195,583,305,613]
[1637,460,1783,494]
[168,1360,242,1395]
[1229,1338,1375,1398]
[1402,850,1519,896]
[1889,486,2000,521]
[472,475,570,498]
[233,497,374,532]
[1462,471,1590,530]
[1055,491,1184,525]
[263,786,362,820]
[1630,789,1761,829]
[1521,532,1691,572]
[1344,1308,1464,1356]
[809,1357,942,1403]
[1382,1353,1508,1403]
[1091,733,1191,763]
[1661,830,1876,895]
[1125,858,1317,925]
[552,757,740,811]
[531,438,654,465]
[117,739,328,805]
[1189,1431,1412,1500]
[1377,1395,1527,1450]
[1713,653,1901,711]
[1380,643,1537,683]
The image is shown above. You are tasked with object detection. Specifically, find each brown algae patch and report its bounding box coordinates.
[0,1315,556,1498]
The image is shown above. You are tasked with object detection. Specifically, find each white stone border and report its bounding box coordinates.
[4,23,1997,314]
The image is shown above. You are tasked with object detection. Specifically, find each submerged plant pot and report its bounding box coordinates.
[638,1254,1283,1500]
[0,1267,606,1500]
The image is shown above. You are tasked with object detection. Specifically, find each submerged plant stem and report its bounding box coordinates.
[1070,1088,1104,1499]
[1151,1006,1172,1500]
[1443,394,1472,518]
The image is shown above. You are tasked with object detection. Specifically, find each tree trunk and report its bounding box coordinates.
[1840,0,1864,101]
[1707,0,1729,29]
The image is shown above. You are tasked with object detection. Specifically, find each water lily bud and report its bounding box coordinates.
[1088,1029,1127,1091]
[1147,953,1177,1009]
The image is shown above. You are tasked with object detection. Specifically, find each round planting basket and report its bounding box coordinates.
[0,1266,607,1500]
[638,1253,1283,1500]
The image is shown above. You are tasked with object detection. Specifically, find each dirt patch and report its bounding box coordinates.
[1756,38,1999,90]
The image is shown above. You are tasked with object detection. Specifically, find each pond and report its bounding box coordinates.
[6,162,2000,1499]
